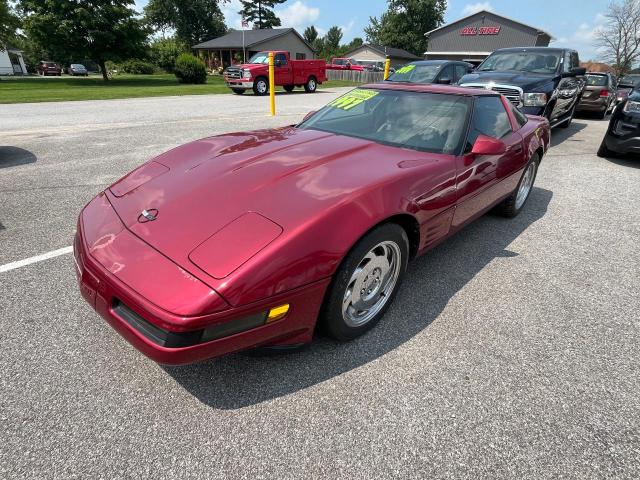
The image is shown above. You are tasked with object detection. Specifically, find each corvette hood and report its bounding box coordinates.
[460,71,556,92]
[106,127,410,287]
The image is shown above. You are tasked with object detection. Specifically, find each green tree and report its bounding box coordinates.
[364,0,446,56]
[324,26,343,54]
[239,1,286,29]
[144,0,227,46]
[346,37,364,51]
[0,0,20,47]
[149,37,187,72]
[303,25,318,45]
[20,0,149,81]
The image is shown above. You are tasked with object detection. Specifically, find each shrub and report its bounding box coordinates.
[119,59,156,75]
[174,54,207,84]
[150,38,186,73]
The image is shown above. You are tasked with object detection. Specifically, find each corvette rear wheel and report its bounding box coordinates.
[321,223,409,341]
[496,153,539,218]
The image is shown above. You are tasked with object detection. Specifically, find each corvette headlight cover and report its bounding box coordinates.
[623,100,640,114]
[523,92,548,107]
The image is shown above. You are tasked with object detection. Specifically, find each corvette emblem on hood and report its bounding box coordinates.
[138,209,159,223]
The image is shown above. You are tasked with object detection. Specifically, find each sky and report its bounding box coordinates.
[134,0,611,61]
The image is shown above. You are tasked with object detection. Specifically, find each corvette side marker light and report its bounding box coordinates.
[267,304,290,323]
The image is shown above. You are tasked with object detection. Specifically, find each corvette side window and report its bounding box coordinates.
[467,96,513,149]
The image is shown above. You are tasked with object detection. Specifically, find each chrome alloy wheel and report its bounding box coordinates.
[515,161,537,210]
[342,241,401,327]
[256,80,267,94]
[308,78,316,90]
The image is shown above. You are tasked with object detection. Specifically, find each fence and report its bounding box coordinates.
[326,69,385,84]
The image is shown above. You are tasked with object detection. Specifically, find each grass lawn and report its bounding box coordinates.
[0,73,360,104]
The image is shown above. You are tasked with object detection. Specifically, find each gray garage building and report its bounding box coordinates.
[424,10,554,64]
[193,28,315,70]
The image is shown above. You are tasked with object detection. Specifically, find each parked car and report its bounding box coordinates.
[386,60,474,85]
[357,61,385,72]
[326,57,364,71]
[459,47,586,128]
[576,72,617,118]
[74,83,550,365]
[67,64,89,76]
[597,88,639,157]
[223,51,327,95]
[615,75,640,106]
[37,61,62,76]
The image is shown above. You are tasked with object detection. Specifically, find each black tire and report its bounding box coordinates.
[304,76,317,93]
[598,108,607,120]
[231,88,245,95]
[597,139,616,158]
[253,77,268,96]
[320,223,409,341]
[284,85,295,92]
[495,153,540,218]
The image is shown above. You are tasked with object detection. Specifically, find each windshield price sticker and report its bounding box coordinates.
[328,89,380,111]
[395,65,416,74]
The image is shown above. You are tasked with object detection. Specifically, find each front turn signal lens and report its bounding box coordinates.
[267,304,290,323]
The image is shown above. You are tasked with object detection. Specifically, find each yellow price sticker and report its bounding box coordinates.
[395,65,416,74]
[328,89,380,111]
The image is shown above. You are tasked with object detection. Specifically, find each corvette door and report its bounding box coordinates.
[452,96,524,229]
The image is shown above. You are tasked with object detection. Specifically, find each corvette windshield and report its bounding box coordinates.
[478,51,561,74]
[299,88,471,155]
[387,64,442,83]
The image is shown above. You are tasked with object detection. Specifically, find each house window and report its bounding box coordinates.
[296,53,306,60]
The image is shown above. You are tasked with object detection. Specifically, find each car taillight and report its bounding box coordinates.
[600,89,610,97]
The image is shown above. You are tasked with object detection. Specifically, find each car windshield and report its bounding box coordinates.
[45,62,57,67]
[248,53,269,64]
[478,51,561,74]
[387,64,442,83]
[586,74,607,86]
[298,88,470,155]
[71,64,84,68]
[333,59,348,65]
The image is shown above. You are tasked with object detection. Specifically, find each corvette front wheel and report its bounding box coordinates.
[321,223,409,341]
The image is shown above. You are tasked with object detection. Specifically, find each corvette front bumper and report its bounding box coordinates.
[75,194,329,365]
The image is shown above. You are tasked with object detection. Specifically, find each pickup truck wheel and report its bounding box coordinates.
[496,153,539,218]
[320,223,409,341]
[304,76,317,93]
[253,77,268,96]
[284,85,295,92]
[231,88,245,95]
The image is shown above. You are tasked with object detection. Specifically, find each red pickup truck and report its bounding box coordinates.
[326,58,364,71]
[224,51,327,96]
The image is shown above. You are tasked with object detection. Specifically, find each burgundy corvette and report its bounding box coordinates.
[74,83,550,365]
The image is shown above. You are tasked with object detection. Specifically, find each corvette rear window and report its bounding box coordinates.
[298,88,471,155]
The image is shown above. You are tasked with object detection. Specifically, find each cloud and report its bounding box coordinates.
[276,1,320,29]
[221,0,244,30]
[461,2,493,16]
[550,12,608,61]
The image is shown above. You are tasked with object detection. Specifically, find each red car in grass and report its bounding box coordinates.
[37,61,62,76]
[75,83,550,365]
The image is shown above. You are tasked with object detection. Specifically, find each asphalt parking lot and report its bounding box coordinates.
[1,91,639,479]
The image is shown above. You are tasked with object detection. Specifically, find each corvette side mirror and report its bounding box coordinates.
[472,135,507,156]
[303,110,317,122]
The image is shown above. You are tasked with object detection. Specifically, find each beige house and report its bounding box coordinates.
[193,28,315,70]
[342,43,421,68]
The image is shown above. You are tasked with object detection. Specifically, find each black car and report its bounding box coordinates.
[386,60,474,85]
[459,47,586,128]
[597,89,640,157]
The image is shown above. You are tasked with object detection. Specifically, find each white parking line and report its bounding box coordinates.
[0,246,73,273]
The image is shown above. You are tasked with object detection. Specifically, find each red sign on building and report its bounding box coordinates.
[460,25,501,36]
